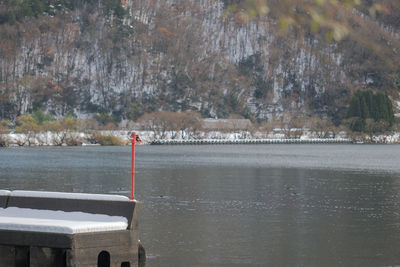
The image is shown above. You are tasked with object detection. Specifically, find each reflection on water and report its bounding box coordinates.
[1,145,400,266]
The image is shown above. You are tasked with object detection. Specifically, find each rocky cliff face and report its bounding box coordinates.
[0,0,399,123]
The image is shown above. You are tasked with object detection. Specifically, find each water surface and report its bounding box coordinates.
[1,145,400,266]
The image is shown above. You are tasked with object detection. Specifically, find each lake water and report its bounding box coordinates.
[1,144,400,266]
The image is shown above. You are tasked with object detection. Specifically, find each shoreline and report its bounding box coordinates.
[150,138,353,145]
[1,130,400,147]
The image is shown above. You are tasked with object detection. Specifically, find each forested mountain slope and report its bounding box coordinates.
[0,0,399,125]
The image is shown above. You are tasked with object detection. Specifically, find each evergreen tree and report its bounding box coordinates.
[7,12,17,25]
[347,94,361,118]
[346,89,394,132]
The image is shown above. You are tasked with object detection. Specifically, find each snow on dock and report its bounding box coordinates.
[0,207,128,234]
[11,190,130,201]
[0,190,10,196]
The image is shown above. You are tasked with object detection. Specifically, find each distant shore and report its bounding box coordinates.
[1,130,399,147]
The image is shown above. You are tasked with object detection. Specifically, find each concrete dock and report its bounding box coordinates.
[0,190,145,267]
[150,138,352,145]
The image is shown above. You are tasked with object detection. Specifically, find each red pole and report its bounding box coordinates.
[130,133,136,200]
[130,133,141,200]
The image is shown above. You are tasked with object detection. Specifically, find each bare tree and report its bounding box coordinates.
[45,118,78,146]
[176,111,202,139]
[15,115,41,146]
[309,116,334,138]
[0,120,11,146]
[138,111,175,139]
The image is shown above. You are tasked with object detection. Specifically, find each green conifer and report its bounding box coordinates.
[346,89,394,132]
